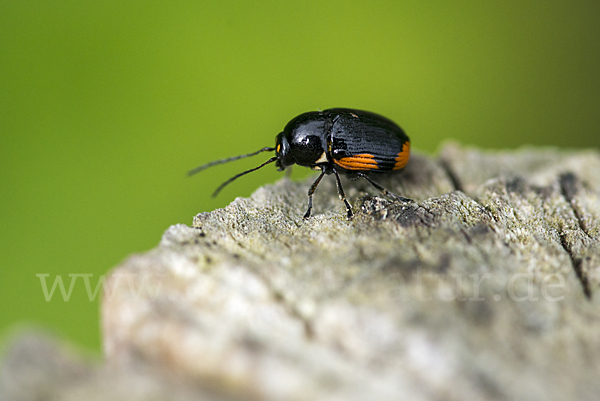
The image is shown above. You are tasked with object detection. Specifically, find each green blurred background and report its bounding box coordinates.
[1,1,599,354]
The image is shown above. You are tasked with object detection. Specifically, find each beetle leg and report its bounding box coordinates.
[357,172,413,203]
[333,168,353,219]
[304,169,326,219]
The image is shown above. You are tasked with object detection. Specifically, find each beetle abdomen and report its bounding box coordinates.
[332,142,410,171]
[328,109,410,172]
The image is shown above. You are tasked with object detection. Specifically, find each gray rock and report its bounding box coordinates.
[102,143,600,401]
[3,143,600,401]
[0,332,251,401]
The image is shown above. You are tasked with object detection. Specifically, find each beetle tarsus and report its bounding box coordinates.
[345,205,354,219]
[390,194,413,203]
[303,207,312,219]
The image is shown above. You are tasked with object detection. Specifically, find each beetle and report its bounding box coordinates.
[188,108,412,218]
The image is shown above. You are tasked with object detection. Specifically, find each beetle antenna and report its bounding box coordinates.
[212,156,278,197]
[187,147,275,176]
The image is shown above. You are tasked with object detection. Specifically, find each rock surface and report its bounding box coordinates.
[0,332,247,401]
[3,143,600,401]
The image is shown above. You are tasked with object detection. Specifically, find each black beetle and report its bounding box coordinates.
[189,108,412,218]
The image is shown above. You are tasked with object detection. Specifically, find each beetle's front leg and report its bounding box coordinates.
[304,169,326,218]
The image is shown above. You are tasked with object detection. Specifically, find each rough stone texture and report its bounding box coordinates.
[0,332,249,401]
[2,143,600,400]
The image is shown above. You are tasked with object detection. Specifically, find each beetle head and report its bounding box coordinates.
[275,132,294,171]
[276,111,329,169]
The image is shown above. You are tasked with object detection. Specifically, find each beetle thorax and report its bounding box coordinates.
[285,115,329,167]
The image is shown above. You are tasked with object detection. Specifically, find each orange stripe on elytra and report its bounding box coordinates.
[334,153,379,170]
[393,142,410,170]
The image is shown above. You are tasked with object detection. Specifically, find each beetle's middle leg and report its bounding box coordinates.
[357,172,413,203]
[333,168,353,219]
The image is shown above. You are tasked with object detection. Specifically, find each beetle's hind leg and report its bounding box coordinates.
[357,172,413,203]
[304,169,326,218]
